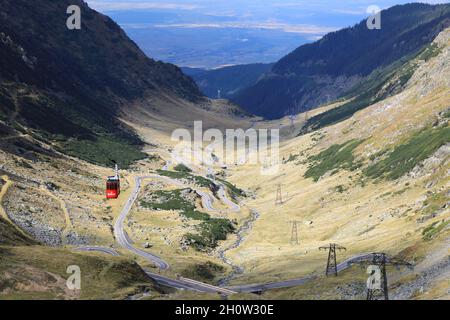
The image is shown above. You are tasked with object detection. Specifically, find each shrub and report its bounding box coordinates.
[304,140,363,181]
[365,126,450,180]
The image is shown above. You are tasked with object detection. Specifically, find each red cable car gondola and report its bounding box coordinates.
[106,163,120,199]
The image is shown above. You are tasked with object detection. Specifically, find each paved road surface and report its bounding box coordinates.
[146,272,236,295]
[75,246,120,256]
[229,276,317,293]
[216,184,240,212]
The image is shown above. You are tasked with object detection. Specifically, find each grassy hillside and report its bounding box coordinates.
[140,189,235,251]
[300,43,443,133]
[304,140,363,181]
[365,124,450,180]
[0,245,161,299]
[0,215,159,299]
[0,217,36,247]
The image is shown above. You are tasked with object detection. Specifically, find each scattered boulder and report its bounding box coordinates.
[144,242,152,249]
[44,182,59,191]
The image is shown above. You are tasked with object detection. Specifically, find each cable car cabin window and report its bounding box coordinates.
[107,181,118,190]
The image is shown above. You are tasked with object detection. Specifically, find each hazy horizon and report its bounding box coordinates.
[87,0,450,68]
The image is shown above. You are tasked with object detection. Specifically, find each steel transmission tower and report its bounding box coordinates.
[363,253,413,300]
[288,102,298,132]
[275,184,283,205]
[319,243,347,277]
[289,114,296,130]
[289,220,300,245]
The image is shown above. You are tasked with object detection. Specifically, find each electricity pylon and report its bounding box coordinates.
[288,102,299,133]
[289,220,300,245]
[319,243,347,277]
[361,253,413,300]
[288,114,296,131]
[275,184,283,205]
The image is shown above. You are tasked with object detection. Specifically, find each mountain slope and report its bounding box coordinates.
[0,0,203,167]
[223,27,450,299]
[183,63,274,99]
[233,3,450,120]
[0,187,162,299]
[300,41,443,133]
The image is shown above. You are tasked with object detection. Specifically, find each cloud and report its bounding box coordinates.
[86,1,200,11]
[270,2,322,8]
[123,21,337,35]
[332,8,367,15]
[306,35,324,41]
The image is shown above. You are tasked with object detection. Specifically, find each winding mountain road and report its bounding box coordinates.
[112,172,244,269]
[113,176,170,270]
